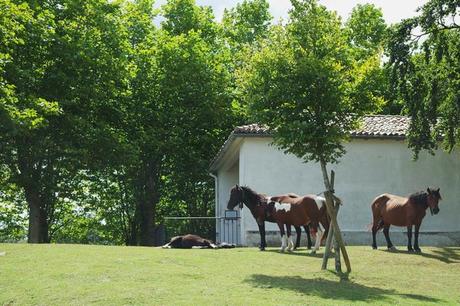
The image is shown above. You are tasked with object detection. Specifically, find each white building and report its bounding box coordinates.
[210,115,460,247]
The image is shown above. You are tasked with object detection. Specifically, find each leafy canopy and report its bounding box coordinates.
[387,0,460,156]
[239,0,384,164]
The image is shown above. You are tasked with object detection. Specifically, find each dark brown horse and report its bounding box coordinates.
[227,185,326,253]
[371,187,442,252]
[260,194,330,253]
[162,234,217,249]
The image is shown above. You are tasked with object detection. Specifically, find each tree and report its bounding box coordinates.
[108,0,234,246]
[346,4,387,60]
[0,0,130,243]
[387,0,460,156]
[239,0,387,272]
[221,0,273,122]
[222,0,272,47]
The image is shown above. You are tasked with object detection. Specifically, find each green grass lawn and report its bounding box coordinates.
[1,244,459,305]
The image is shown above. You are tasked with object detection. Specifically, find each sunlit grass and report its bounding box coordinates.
[1,244,459,305]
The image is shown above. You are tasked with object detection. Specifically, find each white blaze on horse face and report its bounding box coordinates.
[314,196,326,208]
[274,202,291,212]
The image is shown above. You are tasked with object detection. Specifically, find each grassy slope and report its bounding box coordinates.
[0,244,459,305]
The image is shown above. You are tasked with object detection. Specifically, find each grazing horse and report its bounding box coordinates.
[227,185,326,253]
[371,187,442,252]
[261,194,330,254]
[162,234,217,249]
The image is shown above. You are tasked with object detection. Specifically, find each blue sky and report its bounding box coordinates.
[154,0,428,25]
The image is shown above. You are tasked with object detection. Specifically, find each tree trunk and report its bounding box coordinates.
[139,162,159,246]
[319,159,351,273]
[24,186,44,243]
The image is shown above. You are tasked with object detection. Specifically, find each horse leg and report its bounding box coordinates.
[312,224,324,254]
[372,217,383,249]
[286,224,294,251]
[258,222,266,251]
[414,223,422,253]
[294,226,301,250]
[407,225,414,252]
[383,224,396,251]
[372,224,378,249]
[304,225,312,249]
[278,223,287,252]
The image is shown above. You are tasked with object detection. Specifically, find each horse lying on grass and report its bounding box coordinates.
[162,234,235,249]
[371,187,442,252]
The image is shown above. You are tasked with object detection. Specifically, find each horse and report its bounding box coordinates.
[227,185,324,250]
[371,187,442,252]
[260,194,330,253]
[226,185,312,251]
[162,234,217,249]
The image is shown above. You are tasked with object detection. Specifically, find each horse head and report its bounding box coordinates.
[427,187,442,215]
[227,184,244,210]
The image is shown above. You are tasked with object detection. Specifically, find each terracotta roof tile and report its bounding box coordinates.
[234,115,409,138]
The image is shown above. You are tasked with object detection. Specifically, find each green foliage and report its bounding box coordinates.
[221,0,273,122]
[387,0,460,156]
[222,0,272,46]
[0,175,27,242]
[239,0,384,164]
[346,4,387,59]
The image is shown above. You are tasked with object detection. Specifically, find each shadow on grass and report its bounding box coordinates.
[244,274,442,303]
[265,249,325,258]
[379,247,460,264]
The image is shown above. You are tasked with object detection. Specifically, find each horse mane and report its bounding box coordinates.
[241,186,266,206]
[408,190,428,207]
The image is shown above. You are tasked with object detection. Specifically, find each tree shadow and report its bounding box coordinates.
[244,274,442,303]
[379,247,460,264]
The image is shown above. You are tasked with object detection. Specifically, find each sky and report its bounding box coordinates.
[154,0,428,25]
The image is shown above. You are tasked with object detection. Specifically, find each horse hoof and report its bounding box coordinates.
[310,250,316,255]
[388,246,397,251]
[414,248,421,253]
[259,247,265,251]
[372,245,377,250]
[408,248,414,252]
[280,249,285,253]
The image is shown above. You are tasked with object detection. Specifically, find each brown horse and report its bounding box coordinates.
[371,187,442,252]
[227,185,313,250]
[162,234,217,249]
[261,194,330,253]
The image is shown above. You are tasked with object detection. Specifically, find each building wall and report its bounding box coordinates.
[235,137,460,246]
[215,160,240,244]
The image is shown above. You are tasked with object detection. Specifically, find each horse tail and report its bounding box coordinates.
[370,194,388,231]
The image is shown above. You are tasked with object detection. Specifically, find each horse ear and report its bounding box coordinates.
[427,187,431,194]
[436,187,440,193]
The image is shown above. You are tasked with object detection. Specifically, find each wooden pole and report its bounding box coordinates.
[322,221,334,269]
[321,171,335,270]
[319,161,351,273]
